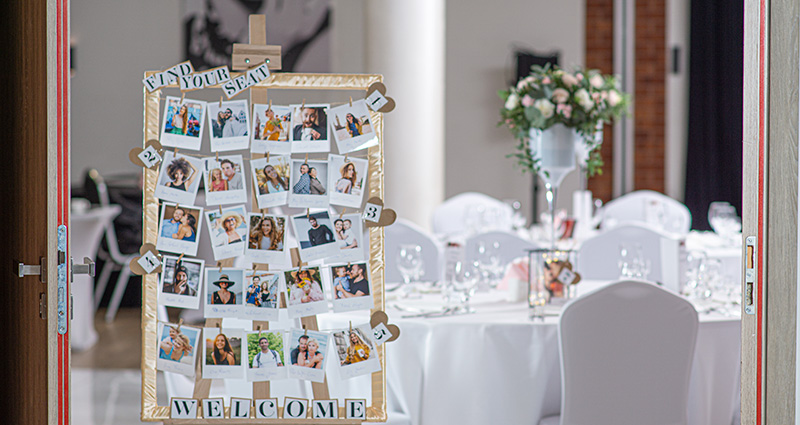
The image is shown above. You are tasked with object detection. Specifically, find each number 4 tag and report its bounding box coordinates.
[362,203,383,223]
[371,322,390,346]
[137,250,161,274]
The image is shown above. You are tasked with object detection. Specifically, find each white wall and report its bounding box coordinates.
[444,0,586,222]
[71,0,182,184]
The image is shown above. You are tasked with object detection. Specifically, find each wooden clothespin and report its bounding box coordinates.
[304,153,308,163]
[261,208,267,219]
[177,318,184,331]
[179,92,185,103]
[178,252,185,262]
[343,152,348,163]
[217,322,222,329]
[306,209,310,219]
[257,325,262,337]
[215,151,220,161]
[266,151,270,162]
[349,321,352,333]
[219,96,223,108]
[217,261,223,273]
[174,147,179,156]
[219,204,223,215]
[267,99,272,112]
[303,325,307,336]
[349,96,353,107]
[301,99,306,109]
[339,208,346,219]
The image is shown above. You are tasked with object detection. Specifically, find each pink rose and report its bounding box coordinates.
[552,88,569,104]
[576,73,584,81]
[542,77,551,84]
[556,103,572,119]
[561,73,579,88]
[521,95,535,107]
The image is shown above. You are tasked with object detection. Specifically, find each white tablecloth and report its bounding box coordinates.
[320,282,741,425]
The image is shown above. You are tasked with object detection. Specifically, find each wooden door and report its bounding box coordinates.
[742,0,798,423]
[0,0,71,424]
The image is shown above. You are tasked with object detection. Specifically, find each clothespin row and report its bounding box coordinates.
[218,261,223,273]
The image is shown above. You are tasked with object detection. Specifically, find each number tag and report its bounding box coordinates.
[138,145,162,168]
[137,250,161,274]
[558,267,576,286]
[362,203,383,223]
[365,90,389,111]
[371,322,390,346]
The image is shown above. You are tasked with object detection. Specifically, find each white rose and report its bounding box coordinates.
[561,73,579,88]
[505,92,520,110]
[516,79,529,90]
[552,88,570,104]
[590,74,605,89]
[607,90,622,107]
[533,99,555,118]
[574,89,594,111]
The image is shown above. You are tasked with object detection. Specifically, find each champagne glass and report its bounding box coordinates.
[475,240,503,288]
[708,202,741,241]
[396,244,423,297]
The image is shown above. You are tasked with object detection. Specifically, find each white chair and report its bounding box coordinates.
[431,192,514,236]
[463,230,539,268]
[385,218,443,284]
[577,224,682,293]
[601,190,692,235]
[539,280,699,425]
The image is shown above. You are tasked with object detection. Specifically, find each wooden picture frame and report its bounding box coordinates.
[140,72,387,422]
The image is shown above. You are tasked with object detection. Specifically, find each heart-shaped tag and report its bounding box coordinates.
[129,139,164,170]
[365,82,396,113]
[369,310,400,344]
[363,197,397,228]
[129,243,163,275]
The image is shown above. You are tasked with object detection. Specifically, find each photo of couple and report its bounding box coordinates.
[160,97,206,150]
[332,263,370,299]
[286,329,329,382]
[292,161,327,195]
[157,322,200,376]
[244,273,279,308]
[204,155,247,205]
[156,203,203,257]
[208,100,250,151]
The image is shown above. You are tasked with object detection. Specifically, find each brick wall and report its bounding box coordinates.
[585,0,666,199]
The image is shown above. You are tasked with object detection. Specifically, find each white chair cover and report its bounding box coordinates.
[543,280,698,425]
[385,218,443,284]
[463,230,539,267]
[431,192,513,236]
[577,224,682,293]
[601,190,692,235]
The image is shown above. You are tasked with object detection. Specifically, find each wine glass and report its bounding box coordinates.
[475,241,504,288]
[444,260,480,313]
[396,244,423,297]
[708,202,742,241]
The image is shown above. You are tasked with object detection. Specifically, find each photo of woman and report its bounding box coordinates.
[251,155,290,209]
[336,162,358,194]
[345,113,363,137]
[331,324,380,379]
[202,328,244,379]
[204,268,243,318]
[160,97,205,150]
[251,105,292,155]
[286,269,324,305]
[343,330,370,365]
[260,108,283,140]
[158,255,203,309]
[165,156,199,191]
[329,99,378,153]
[210,274,237,305]
[334,218,358,250]
[155,152,204,205]
[205,206,248,261]
[327,154,368,208]
[258,165,288,194]
[249,215,285,251]
[207,168,227,192]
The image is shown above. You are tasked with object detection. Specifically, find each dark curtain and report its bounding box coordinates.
[684,0,744,230]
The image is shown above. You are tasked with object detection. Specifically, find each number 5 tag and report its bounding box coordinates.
[362,203,383,223]
[371,322,390,346]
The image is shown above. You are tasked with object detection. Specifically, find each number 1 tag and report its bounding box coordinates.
[362,203,383,223]
[365,90,389,111]
[558,267,576,286]
[138,145,162,168]
[371,322,390,346]
[137,250,161,274]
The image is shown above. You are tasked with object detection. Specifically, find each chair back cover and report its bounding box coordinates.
[601,190,692,235]
[431,192,513,236]
[464,230,538,268]
[577,224,682,293]
[559,280,698,425]
[385,218,443,284]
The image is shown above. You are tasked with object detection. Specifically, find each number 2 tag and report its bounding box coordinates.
[138,145,162,168]
[363,203,383,223]
[371,322,390,346]
[365,90,389,112]
[137,250,161,274]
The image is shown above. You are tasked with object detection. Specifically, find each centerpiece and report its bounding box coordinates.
[499,64,629,247]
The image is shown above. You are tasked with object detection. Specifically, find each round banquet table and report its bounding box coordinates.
[319,281,741,425]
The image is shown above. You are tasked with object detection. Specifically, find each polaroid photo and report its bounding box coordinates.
[289,104,330,153]
[288,160,330,209]
[328,213,367,264]
[157,321,201,377]
[331,324,381,380]
[245,214,289,266]
[329,100,379,153]
[154,151,204,205]
[290,211,341,263]
[328,262,374,313]
[241,270,282,322]
[202,327,245,380]
[285,328,329,383]
[251,104,292,154]
[156,203,203,256]
[160,96,206,150]
[327,155,368,208]
[207,100,250,151]
[283,267,328,318]
[245,330,286,381]
[204,268,244,318]
[158,255,204,309]
[203,155,247,206]
[204,205,248,260]
[251,155,290,208]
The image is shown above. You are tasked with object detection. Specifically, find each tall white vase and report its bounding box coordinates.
[529,124,579,248]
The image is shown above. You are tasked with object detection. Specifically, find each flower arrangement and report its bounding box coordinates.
[498,64,630,176]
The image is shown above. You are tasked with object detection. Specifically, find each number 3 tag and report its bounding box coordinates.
[138,145,162,168]
[137,250,161,274]
[371,322,390,346]
[362,203,383,223]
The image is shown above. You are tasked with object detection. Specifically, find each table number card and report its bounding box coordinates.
[137,250,161,274]
[371,322,391,346]
[558,267,577,286]
[363,202,383,223]
[138,145,162,169]
[366,90,389,111]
